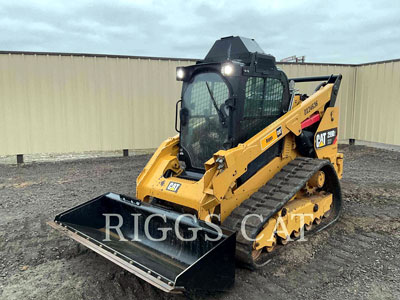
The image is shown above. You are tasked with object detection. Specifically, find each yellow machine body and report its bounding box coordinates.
[136,83,342,223]
[50,36,344,293]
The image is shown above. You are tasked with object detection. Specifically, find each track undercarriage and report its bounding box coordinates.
[224,157,342,268]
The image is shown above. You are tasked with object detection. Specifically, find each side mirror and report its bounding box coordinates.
[175,100,182,132]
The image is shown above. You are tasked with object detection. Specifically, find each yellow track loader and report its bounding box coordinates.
[49,36,343,293]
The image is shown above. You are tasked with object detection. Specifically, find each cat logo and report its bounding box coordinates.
[315,128,337,149]
[166,181,181,193]
[276,126,283,137]
[316,133,326,148]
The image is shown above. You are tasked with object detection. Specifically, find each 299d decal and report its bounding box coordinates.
[315,128,337,149]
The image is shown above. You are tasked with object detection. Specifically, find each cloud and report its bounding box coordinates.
[0,0,399,63]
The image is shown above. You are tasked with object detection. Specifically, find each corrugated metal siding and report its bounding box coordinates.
[352,60,400,145]
[0,53,398,156]
[0,54,193,155]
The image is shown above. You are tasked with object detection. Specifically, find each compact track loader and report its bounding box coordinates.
[49,36,343,293]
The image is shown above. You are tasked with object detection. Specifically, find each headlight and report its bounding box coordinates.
[176,68,185,80]
[221,63,234,76]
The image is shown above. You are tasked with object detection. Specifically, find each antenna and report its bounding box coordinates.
[280,55,305,63]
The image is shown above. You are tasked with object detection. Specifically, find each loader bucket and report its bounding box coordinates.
[49,193,236,293]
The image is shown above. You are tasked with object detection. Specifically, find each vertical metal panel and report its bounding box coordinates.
[0,54,193,155]
[277,63,356,142]
[353,60,400,145]
[1,54,399,156]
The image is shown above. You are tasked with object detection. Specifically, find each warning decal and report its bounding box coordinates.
[261,126,283,150]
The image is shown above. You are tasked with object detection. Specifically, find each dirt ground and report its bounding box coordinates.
[0,145,399,300]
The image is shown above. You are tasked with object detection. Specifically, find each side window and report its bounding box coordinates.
[244,77,283,117]
[240,77,284,142]
[244,77,265,117]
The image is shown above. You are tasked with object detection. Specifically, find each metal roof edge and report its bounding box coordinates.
[0,50,198,62]
[0,50,399,67]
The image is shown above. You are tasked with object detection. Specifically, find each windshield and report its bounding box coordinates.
[180,72,230,169]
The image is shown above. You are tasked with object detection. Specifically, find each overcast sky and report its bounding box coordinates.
[0,0,399,64]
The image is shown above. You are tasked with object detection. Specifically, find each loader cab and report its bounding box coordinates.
[176,36,290,178]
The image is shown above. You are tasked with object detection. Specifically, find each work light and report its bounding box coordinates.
[221,63,234,76]
[176,68,185,80]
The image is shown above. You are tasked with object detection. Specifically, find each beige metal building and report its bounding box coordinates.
[0,51,399,157]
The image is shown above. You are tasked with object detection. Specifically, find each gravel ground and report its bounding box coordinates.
[0,145,399,300]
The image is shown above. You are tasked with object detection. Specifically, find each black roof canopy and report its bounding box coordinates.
[202,36,277,72]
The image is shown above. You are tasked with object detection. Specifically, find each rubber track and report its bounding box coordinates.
[223,157,341,269]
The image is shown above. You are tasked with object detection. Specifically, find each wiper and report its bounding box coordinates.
[205,82,227,126]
